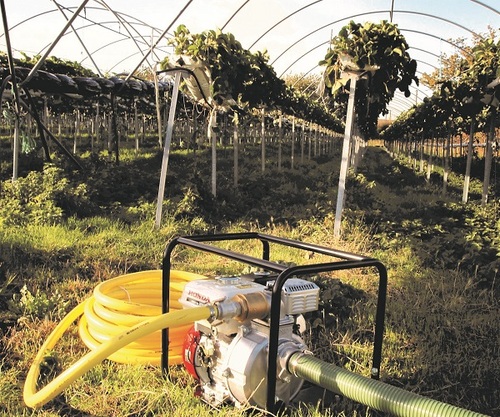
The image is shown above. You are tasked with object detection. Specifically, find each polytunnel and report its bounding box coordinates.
[0,0,498,228]
[1,2,499,417]
[1,0,498,117]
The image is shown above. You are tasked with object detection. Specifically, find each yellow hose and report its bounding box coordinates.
[78,270,205,365]
[23,270,210,409]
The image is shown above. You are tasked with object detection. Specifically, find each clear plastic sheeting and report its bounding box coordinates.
[0,0,498,116]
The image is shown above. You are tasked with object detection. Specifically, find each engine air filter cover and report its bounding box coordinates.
[281,278,320,315]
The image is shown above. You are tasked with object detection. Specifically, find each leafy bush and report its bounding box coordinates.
[0,164,95,227]
[0,165,66,226]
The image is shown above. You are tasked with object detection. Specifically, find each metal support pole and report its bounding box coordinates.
[209,108,217,197]
[22,0,90,86]
[155,71,181,229]
[1,0,22,181]
[334,75,357,237]
[53,1,103,77]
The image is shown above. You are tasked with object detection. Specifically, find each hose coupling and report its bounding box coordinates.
[231,291,270,321]
[277,341,310,382]
[213,299,242,321]
[287,351,310,377]
[206,304,218,322]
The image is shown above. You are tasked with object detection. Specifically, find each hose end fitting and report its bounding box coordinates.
[231,292,270,321]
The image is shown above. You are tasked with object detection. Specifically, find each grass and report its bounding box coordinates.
[0,142,498,416]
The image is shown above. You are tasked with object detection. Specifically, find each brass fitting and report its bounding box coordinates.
[231,292,270,321]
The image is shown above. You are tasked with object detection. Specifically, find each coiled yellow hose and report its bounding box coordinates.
[23,270,210,409]
[79,269,206,365]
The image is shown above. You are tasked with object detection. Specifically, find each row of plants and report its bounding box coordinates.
[354,147,499,288]
[1,32,344,172]
[162,25,343,132]
[381,30,499,142]
[0,29,343,143]
[1,19,422,157]
[3,21,497,167]
[163,21,421,141]
[379,30,499,207]
[0,142,496,293]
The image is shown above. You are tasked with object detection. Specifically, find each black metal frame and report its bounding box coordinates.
[162,232,388,414]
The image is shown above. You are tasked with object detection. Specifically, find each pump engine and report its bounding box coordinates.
[179,273,320,408]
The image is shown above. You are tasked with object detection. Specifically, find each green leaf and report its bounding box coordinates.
[393,47,403,56]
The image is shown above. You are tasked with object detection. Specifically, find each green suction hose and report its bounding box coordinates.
[288,353,490,417]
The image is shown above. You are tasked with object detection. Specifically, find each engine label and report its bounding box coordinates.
[187,290,211,304]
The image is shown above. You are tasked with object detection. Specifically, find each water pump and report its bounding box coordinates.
[23,232,489,417]
[179,274,319,408]
[162,233,489,417]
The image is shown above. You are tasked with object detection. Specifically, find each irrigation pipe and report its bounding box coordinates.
[288,352,490,417]
[23,270,209,409]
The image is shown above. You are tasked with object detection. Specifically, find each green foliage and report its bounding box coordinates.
[352,147,498,288]
[164,25,342,132]
[462,203,500,279]
[320,20,418,138]
[0,164,92,226]
[462,32,500,107]
[383,29,499,142]
[15,53,98,77]
[0,165,66,226]
[164,25,281,109]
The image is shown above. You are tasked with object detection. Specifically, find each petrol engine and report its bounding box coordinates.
[179,274,320,408]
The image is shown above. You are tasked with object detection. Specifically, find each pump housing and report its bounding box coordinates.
[179,274,319,408]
